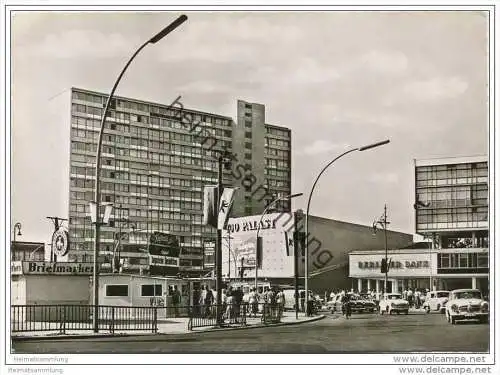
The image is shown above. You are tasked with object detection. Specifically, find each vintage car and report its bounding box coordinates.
[445,289,489,324]
[379,293,409,315]
[329,293,375,314]
[358,294,377,313]
[422,290,449,314]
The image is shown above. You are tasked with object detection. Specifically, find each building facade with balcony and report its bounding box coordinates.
[67,88,291,275]
[414,155,489,295]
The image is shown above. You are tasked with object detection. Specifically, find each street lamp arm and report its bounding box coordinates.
[305,148,359,219]
[29,244,46,260]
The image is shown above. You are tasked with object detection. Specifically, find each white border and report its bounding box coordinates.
[2,0,497,371]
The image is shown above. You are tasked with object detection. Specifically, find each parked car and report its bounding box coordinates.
[357,294,377,313]
[379,293,409,315]
[445,289,489,324]
[422,290,449,314]
[329,293,375,314]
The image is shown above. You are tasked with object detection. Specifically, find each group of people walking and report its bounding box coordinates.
[192,284,286,321]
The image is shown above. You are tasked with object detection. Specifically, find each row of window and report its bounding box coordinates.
[416,207,488,224]
[70,199,203,215]
[72,99,231,127]
[266,127,290,138]
[265,169,290,178]
[266,159,290,169]
[437,252,488,269]
[266,148,289,158]
[266,137,290,148]
[267,179,290,188]
[417,184,488,201]
[416,163,488,185]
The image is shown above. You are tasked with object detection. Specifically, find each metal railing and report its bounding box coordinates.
[11,305,158,334]
[188,302,284,330]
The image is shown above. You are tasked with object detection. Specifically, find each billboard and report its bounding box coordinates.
[222,212,301,279]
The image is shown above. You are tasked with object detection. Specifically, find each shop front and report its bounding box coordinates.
[349,249,438,293]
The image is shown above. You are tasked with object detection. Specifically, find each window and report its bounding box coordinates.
[244,153,252,160]
[245,131,252,139]
[245,120,252,128]
[477,253,489,268]
[245,142,252,149]
[141,284,162,297]
[105,285,128,297]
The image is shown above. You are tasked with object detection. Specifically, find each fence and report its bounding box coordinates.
[11,305,158,334]
[188,303,283,330]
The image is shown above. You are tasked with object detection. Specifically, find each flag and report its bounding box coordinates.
[217,187,236,230]
[203,185,218,228]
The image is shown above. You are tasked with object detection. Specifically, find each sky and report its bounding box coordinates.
[9,10,489,244]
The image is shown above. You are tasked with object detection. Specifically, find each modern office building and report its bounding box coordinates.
[413,155,489,294]
[68,88,291,275]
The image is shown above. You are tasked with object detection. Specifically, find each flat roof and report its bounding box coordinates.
[414,155,487,167]
[72,87,233,120]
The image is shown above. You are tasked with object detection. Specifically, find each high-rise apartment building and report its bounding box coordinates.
[68,88,291,274]
[414,156,489,293]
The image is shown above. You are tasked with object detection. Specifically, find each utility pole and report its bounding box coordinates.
[216,154,223,325]
[373,205,390,294]
[293,210,301,320]
[383,204,389,294]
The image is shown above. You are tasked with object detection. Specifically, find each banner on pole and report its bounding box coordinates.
[217,188,236,230]
[203,185,218,228]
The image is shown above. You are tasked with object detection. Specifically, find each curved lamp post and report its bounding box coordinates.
[254,193,303,291]
[304,139,390,315]
[92,14,188,333]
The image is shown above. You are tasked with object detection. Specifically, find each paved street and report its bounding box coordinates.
[12,311,489,354]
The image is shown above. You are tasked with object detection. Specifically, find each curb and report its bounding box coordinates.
[11,315,325,341]
[192,314,326,334]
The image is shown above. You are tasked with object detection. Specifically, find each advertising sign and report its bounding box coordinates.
[149,232,180,258]
[149,255,180,267]
[22,262,94,275]
[51,228,69,257]
[349,252,437,278]
[222,213,299,278]
[11,261,23,275]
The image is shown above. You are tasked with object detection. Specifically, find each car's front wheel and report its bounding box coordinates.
[425,306,430,314]
[404,310,409,315]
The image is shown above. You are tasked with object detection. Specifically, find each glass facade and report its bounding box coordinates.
[415,160,488,232]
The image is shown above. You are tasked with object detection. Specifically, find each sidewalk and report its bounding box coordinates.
[11,311,325,340]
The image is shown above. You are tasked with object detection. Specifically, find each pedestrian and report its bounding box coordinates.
[276,289,285,319]
[342,293,351,319]
[204,287,214,318]
[248,287,258,317]
[172,285,181,317]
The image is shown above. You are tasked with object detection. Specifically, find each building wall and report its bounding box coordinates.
[305,215,413,293]
[11,276,26,305]
[25,275,90,305]
[220,213,413,293]
[413,156,489,295]
[68,89,291,274]
[414,156,488,234]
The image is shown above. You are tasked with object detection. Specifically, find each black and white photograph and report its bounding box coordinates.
[2,1,498,374]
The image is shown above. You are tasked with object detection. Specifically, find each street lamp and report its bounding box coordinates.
[254,193,303,291]
[304,139,390,315]
[13,222,22,243]
[373,204,390,294]
[91,15,188,333]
